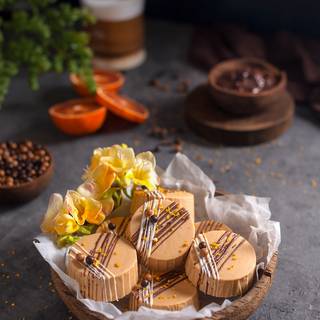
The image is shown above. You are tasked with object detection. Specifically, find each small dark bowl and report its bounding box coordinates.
[0,148,54,204]
[208,58,287,115]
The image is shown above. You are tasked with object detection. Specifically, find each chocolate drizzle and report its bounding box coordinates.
[195,231,245,293]
[195,220,230,235]
[131,272,187,310]
[69,232,120,301]
[134,190,164,262]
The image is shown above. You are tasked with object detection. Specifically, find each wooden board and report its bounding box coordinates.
[185,85,295,146]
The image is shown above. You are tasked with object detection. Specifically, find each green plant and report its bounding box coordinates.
[0,0,96,105]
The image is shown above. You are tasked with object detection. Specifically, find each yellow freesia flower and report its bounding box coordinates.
[40,193,63,234]
[54,213,79,235]
[64,190,105,226]
[83,144,135,179]
[41,190,106,236]
[78,163,115,216]
[126,151,159,190]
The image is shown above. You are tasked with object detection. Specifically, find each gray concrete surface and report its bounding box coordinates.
[0,21,319,320]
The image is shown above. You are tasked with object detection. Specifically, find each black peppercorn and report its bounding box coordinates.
[0,140,51,187]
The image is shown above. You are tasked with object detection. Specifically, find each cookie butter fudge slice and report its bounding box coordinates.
[185,230,256,298]
[195,220,232,235]
[66,232,138,301]
[129,271,199,311]
[126,197,195,273]
[131,188,195,221]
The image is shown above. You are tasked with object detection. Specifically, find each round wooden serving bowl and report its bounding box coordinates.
[0,149,53,203]
[208,58,287,115]
[51,186,278,320]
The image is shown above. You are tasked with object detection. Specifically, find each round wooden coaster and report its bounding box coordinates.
[185,85,295,146]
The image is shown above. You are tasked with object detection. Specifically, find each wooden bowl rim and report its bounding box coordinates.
[49,98,106,120]
[208,57,287,98]
[0,146,54,191]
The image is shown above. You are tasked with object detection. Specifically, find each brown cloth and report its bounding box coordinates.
[189,24,320,110]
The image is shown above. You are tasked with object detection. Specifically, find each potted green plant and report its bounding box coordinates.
[0,0,96,105]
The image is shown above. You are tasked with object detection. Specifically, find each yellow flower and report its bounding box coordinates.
[40,193,63,234]
[41,190,106,236]
[54,213,79,235]
[83,144,135,179]
[77,164,115,217]
[64,190,105,226]
[126,152,159,190]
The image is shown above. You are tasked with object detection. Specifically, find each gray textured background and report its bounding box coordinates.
[0,21,319,320]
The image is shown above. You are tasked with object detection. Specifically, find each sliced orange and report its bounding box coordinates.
[96,88,149,123]
[70,70,125,96]
[49,98,107,136]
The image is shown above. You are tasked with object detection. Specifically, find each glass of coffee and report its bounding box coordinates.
[81,0,146,70]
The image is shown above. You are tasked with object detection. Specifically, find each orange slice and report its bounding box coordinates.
[96,88,149,123]
[49,98,107,136]
[70,70,125,96]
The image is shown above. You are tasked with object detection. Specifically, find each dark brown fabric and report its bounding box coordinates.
[189,25,320,106]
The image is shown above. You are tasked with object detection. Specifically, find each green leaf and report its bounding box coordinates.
[56,235,80,247]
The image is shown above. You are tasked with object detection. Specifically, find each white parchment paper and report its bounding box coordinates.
[34,153,281,319]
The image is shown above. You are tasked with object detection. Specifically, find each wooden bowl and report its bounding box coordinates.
[50,189,278,320]
[208,58,287,115]
[51,252,277,320]
[49,98,107,136]
[0,150,54,203]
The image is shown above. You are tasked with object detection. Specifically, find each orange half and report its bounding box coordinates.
[49,98,107,136]
[70,70,125,96]
[96,88,149,123]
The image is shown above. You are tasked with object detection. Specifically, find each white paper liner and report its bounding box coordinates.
[34,152,281,319]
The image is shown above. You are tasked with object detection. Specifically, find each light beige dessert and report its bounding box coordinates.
[185,230,256,298]
[126,197,195,273]
[129,271,199,311]
[96,216,131,237]
[131,188,195,222]
[66,232,138,301]
[195,220,232,236]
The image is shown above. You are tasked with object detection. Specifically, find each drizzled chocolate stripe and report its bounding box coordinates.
[118,216,131,236]
[95,233,112,262]
[152,209,190,253]
[196,221,227,235]
[133,272,187,307]
[153,273,187,298]
[212,233,239,267]
[101,233,119,268]
[218,238,245,271]
[131,201,178,245]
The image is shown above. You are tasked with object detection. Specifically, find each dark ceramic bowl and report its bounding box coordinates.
[208,58,287,115]
[0,146,54,203]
